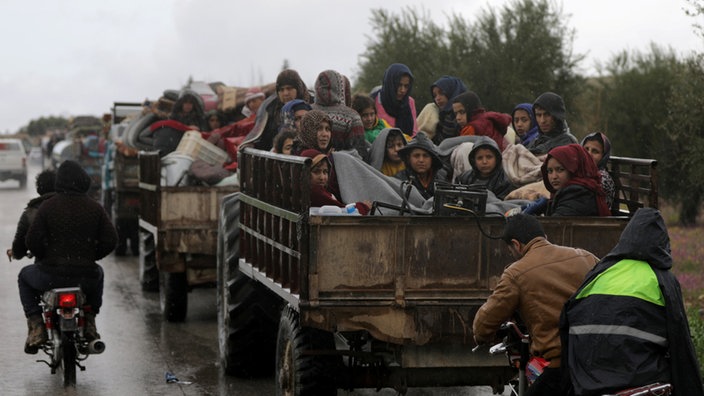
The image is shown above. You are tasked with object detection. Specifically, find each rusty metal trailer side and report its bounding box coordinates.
[138,151,238,322]
[226,148,657,392]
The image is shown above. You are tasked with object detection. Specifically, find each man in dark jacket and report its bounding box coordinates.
[18,160,117,354]
[561,207,704,396]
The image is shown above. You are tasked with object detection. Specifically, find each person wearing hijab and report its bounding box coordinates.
[561,207,704,396]
[279,99,312,135]
[451,91,511,152]
[581,132,615,211]
[541,143,610,216]
[371,63,418,136]
[417,76,467,144]
[525,92,578,156]
[312,70,368,160]
[294,109,333,154]
[511,103,539,146]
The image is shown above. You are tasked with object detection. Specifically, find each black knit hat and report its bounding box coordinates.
[533,92,566,122]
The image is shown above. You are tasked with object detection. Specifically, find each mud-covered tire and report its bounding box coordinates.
[160,271,188,322]
[139,229,159,292]
[218,193,283,377]
[276,306,339,396]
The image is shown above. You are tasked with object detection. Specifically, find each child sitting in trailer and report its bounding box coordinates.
[368,128,408,177]
[455,136,516,200]
[301,149,371,215]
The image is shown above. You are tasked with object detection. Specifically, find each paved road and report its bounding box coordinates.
[0,160,501,395]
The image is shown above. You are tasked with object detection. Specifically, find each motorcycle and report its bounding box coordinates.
[484,321,672,396]
[36,286,105,387]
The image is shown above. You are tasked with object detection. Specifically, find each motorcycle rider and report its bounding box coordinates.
[18,160,117,354]
[473,213,598,395]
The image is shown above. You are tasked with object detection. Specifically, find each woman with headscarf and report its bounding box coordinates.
[541,143,610,216]
[511,103,539,146]
[312,69,368,160]
[371,63,418,136]
[581,132,616,211]
[417,76,467,144]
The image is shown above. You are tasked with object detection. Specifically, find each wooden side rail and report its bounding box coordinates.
[608,156,658,216]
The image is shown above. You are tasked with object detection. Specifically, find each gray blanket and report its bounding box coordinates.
[332,151,529,216]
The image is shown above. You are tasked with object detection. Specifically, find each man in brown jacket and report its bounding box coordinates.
[472,213,597,395]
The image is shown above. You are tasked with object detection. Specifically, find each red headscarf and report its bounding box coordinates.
[541,144,610,216]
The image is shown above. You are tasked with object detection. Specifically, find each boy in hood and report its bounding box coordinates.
[394,133,447,199]
[455,136,516,200]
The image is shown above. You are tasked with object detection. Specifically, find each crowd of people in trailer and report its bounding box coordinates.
[165,63,615,217]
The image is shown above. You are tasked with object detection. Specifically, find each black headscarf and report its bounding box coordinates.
[377,63,414,135]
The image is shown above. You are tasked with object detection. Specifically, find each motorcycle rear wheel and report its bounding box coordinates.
[62,337,77,387]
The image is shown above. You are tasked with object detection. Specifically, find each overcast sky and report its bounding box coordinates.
[0,0,701,134]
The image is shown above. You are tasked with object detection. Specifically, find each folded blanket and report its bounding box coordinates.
[502,144,543,186]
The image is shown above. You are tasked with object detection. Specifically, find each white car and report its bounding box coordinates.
[0,138,28,188]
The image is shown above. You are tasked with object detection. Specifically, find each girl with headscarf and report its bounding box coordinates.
[541,144,610,216]
[371,63,418,136]
[581,132,616,211]
[417,76,467,144]
[511,103,539,146]
[294,109,333,154]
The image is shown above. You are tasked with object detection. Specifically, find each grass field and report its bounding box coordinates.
[664,206,704,376]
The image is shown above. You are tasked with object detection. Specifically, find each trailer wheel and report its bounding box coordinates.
[160,271,188,322]
[218,193,283,377]
[139,230,159,292]
[276,306,339,396]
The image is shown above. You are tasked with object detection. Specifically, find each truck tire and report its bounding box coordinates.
[276,306,339,396]
[218,193,282,377]
[160,271,188,322]
[139,230,159,292]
